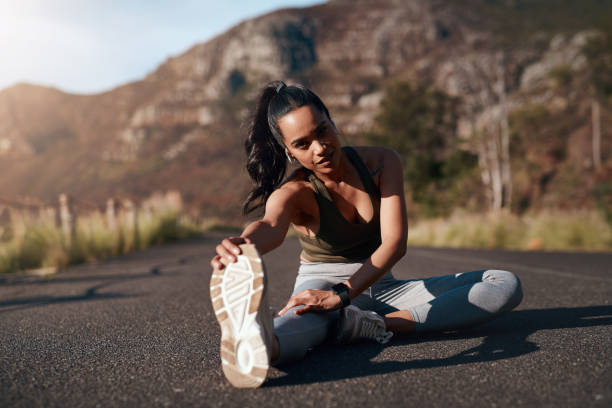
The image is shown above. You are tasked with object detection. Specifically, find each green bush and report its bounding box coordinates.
[363,81,478,218]
[549,65,574,88]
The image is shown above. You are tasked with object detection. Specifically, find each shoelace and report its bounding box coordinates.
[360,319,393,344]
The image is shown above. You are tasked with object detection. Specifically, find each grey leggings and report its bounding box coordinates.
[273,261,523,365]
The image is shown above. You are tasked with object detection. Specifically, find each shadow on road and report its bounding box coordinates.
[0,258,189,313]
[266,305,612,387]
[0,257,193,287]
[0,277,151,314]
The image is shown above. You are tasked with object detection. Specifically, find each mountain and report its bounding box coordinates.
[0,0,610,220]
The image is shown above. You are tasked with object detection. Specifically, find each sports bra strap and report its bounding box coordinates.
[307,172,333,202]
[342,146,381,199]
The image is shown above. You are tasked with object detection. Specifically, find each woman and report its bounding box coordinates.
[209,81,523,388]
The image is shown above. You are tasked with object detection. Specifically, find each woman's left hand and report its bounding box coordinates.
[278,289,342,316]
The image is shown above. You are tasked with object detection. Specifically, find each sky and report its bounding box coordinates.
[0,0,324,94]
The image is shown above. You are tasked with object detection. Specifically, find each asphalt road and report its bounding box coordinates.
[1,233,611,407]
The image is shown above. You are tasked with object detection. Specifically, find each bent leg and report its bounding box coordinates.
[273,262,378,365]
[375,269,523,333]
[272,279,339,366]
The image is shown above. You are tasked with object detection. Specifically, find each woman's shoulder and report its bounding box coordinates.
[347,145,400,172]
[283,166,311,183]
[276,167,312,195]
[264,168,314,214]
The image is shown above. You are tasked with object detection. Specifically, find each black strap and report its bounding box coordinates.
[295,146,381,203]
[331,282,351,307]
[342,146,381,199]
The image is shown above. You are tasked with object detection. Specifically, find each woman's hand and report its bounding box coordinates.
[278,289,342,316]
[210,236,252,270]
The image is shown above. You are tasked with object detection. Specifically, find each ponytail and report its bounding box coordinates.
[242,80,332,214]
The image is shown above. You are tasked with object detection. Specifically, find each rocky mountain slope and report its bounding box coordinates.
[0,0,610,220]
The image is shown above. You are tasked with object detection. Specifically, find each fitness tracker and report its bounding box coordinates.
[331,282,351,307]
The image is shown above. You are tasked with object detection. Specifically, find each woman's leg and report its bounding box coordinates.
[272,262,378,365]
[373,269,523,333]
[272,278,339,365]
[384,310,416,333]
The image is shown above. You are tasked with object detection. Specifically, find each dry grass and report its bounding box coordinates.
[407,209,612,251]
[0,192,202,274]
[3,204,609,275]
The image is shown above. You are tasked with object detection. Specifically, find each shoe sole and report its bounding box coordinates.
[210,244,270,388]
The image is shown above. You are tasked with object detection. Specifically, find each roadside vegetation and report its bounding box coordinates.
[0,192,203,275]
[407,209,612,251]
[362,29,612,253]
[3,25,612,274]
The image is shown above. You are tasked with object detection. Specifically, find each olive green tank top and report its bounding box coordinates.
[297,146,382,263]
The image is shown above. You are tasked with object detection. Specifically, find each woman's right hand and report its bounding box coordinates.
[210,236,252,270]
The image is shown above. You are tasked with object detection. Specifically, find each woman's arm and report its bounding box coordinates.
[210,186,300,270]
[278,148,408,315]
[345,148,407,298]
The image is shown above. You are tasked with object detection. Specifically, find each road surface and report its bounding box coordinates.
[1,233,611,407]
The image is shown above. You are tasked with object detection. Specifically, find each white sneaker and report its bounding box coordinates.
[337,305,394,345]
[210,244,274,388]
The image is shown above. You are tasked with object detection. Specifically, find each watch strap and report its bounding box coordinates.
[331,282,351,307]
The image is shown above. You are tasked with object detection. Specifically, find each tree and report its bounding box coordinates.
[583,29,612,171]
[457,51,513,211]
[364,81,477,217]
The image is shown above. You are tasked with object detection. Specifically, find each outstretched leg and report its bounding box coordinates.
[374,269,523,333]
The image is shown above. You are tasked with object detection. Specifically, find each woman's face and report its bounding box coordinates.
[277,105,342,174]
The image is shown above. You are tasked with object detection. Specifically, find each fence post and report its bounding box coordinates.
[122,199,139,250]
[106,198,117,231]
[59,194,74,247]
[0,206,10,240]
[165,190,183,211]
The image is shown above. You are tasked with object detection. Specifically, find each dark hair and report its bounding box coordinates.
[243,81,331,214]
